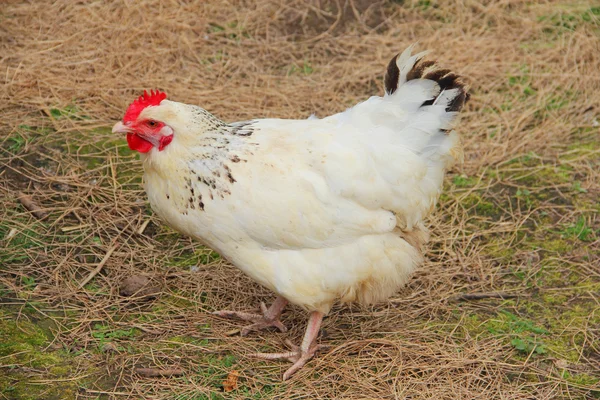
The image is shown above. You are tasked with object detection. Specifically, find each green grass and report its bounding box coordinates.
[0,310,92,400]
[167,245,222,269]
[452,174,477,188]
[538,6,600,34]
[560,216,595,242]
[0,215,46,265]
[457,310,549,356]
[207,21,250,41]
[91,324,140,350]
[49,104,89,120]
[437,133,600,376]
[287,60,314,76]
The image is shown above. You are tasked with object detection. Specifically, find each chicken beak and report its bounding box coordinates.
[112,121,132,134]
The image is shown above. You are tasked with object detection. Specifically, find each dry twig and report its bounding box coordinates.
[135,368,185,378]
[17,192,47,219]
[77,244,118,289]
[449,292,522,301]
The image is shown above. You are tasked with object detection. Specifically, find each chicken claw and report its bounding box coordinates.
[250,311,325,380]
[213,296,288,336]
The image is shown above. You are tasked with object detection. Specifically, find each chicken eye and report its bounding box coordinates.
[147,120,157,127]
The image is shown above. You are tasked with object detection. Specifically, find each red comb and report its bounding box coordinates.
[123,90,167,122]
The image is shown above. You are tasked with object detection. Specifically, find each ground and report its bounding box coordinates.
[0,0,599,399]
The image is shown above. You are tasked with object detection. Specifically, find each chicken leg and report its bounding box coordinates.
[213,296,288,336]
[251,311,325,380]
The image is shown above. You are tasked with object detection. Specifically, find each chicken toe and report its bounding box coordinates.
[213,296,288,336]
[250,311,325,380]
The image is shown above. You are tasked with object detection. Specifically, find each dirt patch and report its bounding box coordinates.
[120,275,162,298]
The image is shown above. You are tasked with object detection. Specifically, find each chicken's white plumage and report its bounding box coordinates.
[116,46,468,379]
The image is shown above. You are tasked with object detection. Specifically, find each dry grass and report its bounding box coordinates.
[1,0,599,399]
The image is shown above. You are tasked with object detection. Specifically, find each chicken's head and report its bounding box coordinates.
[112,90,174,153]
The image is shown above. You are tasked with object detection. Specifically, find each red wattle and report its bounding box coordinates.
[159,135,173,151]
[126,133,153,153]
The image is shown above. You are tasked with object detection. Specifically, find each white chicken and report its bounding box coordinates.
[112,46,468,380]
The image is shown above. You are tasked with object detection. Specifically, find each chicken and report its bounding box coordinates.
[112,46,468,380]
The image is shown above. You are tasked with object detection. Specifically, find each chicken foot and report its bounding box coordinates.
[213,296,288,336]
[250,311,325,381]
